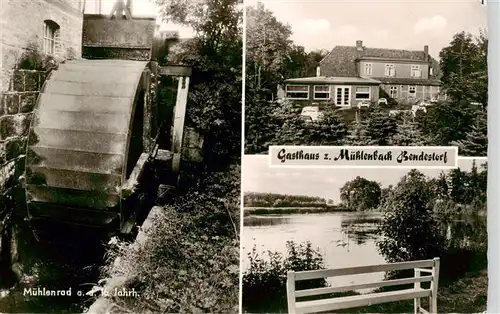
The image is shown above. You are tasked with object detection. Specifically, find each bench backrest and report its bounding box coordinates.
[286,257,440,314]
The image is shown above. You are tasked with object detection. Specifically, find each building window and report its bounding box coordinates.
[335,86,351,106]
[409,85,416,97]
[390,86,398,98]
[411,65,422,78]
[384,64,395,77]
[363,63,372,76]
[43,20,60,55]
[313,85,330,100]
[355,86,370,99]
[429,67,434,76]
[285,85,309,99]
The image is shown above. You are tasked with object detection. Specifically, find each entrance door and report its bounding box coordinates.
[335,86,351,106]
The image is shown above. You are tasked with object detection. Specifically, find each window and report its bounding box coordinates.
[429,67,434,76]
[363,63,372,76]
[43,20,60,55]
[335,86,351,106]
[409,86,416,97]
[355,86,370,99]
[313,85,330,100]
[411,65,422,78]
[390,86,398,98]
[286,85,309,99]
[384,64,395,77]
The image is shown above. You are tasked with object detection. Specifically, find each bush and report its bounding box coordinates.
[242,241,327,313]
[377,170,446,263]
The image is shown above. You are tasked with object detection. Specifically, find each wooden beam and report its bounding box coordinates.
[171,76,190,174]
[295,275,433,298]
[121,152,149,198]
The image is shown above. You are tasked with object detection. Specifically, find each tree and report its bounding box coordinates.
[306,108,348,145]
[439,30,488,107]
[420,100,480,146]
[154,0,242,170]
[340,176,382,211]
[246,2,293,93]
[343,121,375,145]
[389,121,428,146]
[451,110,487,156]
[377,170,446,263]
[364,108,398,145]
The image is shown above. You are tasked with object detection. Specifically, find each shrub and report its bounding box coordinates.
[100,165,240,313]
[377,169,446,263]
[242,241,327,312]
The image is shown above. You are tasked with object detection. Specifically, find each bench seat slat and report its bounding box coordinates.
[295,259,434,281]
[295,288,432,314]
[295,275,433,298]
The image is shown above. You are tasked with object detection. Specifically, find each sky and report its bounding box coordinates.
[83,0,196,37]
[243,155,487,203]
[245,0,488,59]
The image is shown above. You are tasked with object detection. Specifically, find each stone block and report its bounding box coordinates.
[0,114,31,140]
[24,71,40,92]
[3,94,19,115]
[11,71,24,92]
[19,92,37,113]
[6,138,26,161]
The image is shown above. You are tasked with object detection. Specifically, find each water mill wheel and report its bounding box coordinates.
[23,59,191,241]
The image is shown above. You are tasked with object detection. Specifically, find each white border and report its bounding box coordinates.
[268,145,459,169]
[487,1,499,311]
[239,2,246,312]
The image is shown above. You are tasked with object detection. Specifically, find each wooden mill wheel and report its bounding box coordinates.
[23,59,186,238]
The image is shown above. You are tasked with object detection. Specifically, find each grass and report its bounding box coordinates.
[299,268,488,314]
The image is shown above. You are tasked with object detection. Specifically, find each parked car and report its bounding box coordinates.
[415,99,432,107]
[357,100,371,108]
[300,106,324,122]
[377,98,388,106]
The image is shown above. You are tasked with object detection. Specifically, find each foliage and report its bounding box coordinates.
[242,241,327,312]
[154,0,242,170]
[389,121,429,146]
[451,109,487,156]
[439,30,488,107]
[343,121,375,145]
[101,165,240,313]
[377,170,446,263]
[244,192,327,208]
[245,3,327,96]
[418,99,485,147]
[17,42,57,71]
[244,90,282,154]
[340,177,382,211]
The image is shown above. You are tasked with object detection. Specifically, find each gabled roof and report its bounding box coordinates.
[320,45,442,79]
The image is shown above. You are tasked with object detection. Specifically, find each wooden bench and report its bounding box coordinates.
[286,258,440,314]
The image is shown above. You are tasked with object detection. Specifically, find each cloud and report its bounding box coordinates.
[413,15,447,34]
[298,18,331,32]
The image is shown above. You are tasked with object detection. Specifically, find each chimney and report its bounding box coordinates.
[316,66,321,77]
[424,45,429,61]
[356,40,363,51]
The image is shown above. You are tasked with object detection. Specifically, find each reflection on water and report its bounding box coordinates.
[242,211,386,289]
[243,210,487,290]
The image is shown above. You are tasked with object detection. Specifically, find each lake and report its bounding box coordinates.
[242,210,487,290]
[242,211,387,289]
